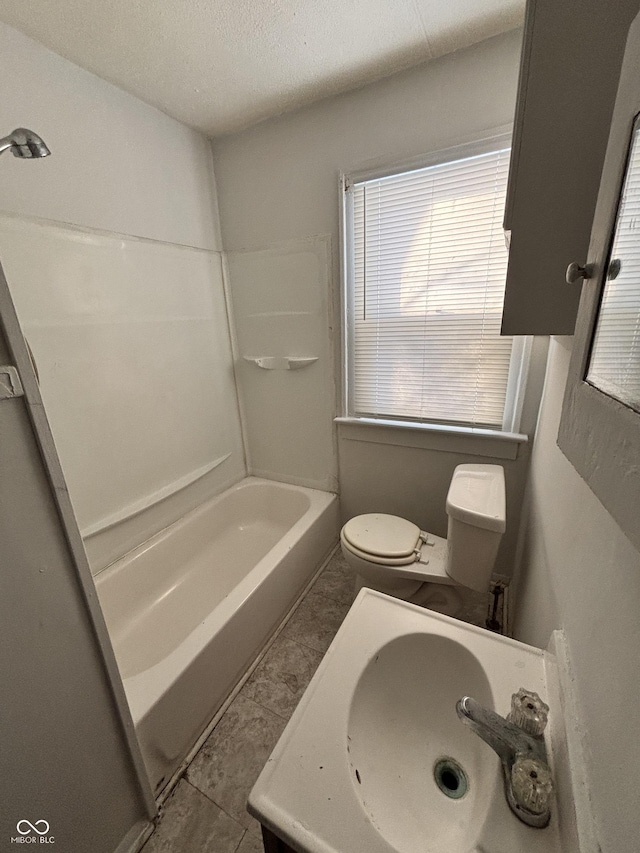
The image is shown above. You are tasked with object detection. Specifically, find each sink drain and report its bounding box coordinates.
[434,758,468,800]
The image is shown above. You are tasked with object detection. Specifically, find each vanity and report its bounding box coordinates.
[249,589,590,853]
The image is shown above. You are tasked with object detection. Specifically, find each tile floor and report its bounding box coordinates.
[141,548,497,853]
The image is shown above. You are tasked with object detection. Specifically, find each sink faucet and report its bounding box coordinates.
[456,693,553,828]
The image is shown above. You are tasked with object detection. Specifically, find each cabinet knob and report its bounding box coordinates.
[607,258,622,280]
[565,262,594,284]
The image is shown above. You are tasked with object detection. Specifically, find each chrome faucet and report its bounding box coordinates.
[456,692,553,828]
[0,128,51,159]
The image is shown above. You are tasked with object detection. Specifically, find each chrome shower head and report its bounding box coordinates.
[0,128,51,159]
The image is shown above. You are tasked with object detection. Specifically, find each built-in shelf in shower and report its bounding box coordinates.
[243,356,318,370]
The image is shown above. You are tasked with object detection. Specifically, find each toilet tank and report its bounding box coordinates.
[445,464,506,593]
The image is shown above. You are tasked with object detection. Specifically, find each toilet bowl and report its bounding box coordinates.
[340,464,506,618]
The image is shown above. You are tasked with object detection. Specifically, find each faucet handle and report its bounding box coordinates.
[511,754,553,816]
[508,688,549,737]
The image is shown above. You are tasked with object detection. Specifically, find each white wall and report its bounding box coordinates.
[0,23,245,571]
[213,29,545,564]
[513,337,640,852]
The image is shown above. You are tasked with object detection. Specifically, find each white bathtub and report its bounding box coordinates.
[95,477,339,792]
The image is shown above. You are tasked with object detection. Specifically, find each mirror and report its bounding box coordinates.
[557,13,640,552]
[587,113,640,413]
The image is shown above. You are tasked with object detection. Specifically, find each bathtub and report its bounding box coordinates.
[95,477,339,792]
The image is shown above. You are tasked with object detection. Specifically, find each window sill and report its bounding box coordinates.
[334,417,528,461]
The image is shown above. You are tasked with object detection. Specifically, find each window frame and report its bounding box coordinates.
[340,129,531,437]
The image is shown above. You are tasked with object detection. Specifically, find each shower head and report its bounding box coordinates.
[0,127,51,159]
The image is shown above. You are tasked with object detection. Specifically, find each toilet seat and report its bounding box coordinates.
[340,527,420,566]
[341,513,424,563]
[340,523,454,585]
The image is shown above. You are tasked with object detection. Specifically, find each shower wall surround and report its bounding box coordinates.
[0,216,245,571]
[227,236,337,491]
[0,22,245,572]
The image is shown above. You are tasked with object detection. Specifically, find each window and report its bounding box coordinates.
[342,137,528,433]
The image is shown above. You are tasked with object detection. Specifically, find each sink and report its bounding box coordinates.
[348,633,497,852]
[249,589,563,853]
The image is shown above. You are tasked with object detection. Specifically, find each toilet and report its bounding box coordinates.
[340,463,506,617]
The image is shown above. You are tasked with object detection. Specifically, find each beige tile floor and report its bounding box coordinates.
[141,549,497,853]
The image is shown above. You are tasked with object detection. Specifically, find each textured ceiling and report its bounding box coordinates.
[0,0,524,137]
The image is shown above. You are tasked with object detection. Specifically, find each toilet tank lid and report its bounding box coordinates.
[446,464,506,533]
[342,514,422,558]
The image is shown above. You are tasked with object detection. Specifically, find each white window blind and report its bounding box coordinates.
[347,146,514,429]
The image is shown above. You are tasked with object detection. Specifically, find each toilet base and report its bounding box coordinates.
[407,581,464,617]
[354,574,465,618]
[352,571,423,600]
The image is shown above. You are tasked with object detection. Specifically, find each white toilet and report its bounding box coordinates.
[340,463,506,617]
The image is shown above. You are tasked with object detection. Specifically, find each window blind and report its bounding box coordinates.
[349,147,513,429]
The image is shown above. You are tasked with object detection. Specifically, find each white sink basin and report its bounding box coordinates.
[249,589,563,853]
[348,633,497,852]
